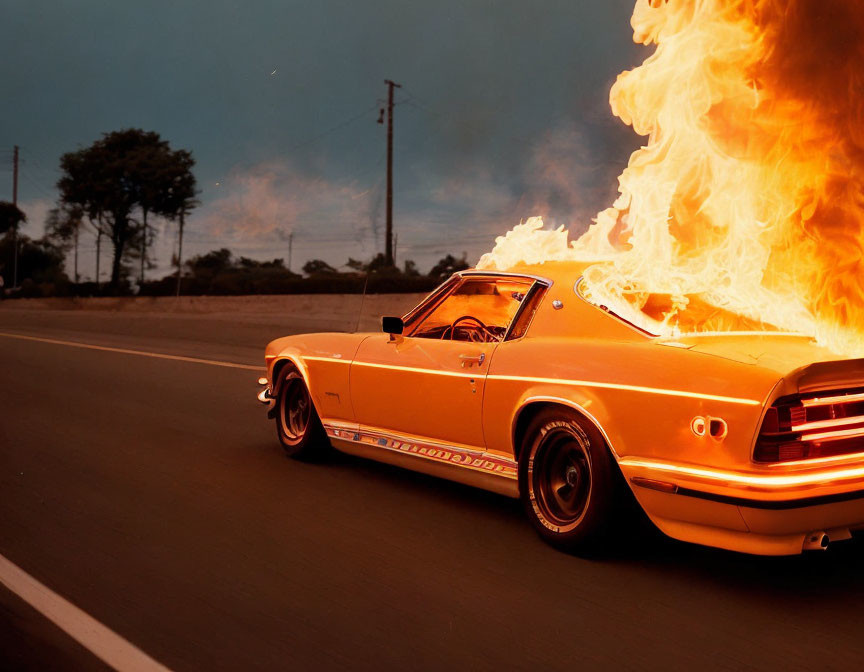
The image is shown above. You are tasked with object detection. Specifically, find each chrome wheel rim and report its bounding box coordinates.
[528,424,592,533]
[279,374,311,446]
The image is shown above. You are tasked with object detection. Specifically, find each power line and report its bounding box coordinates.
[399,85,440,116]
[284,104,380,154]
[20,169,55,200]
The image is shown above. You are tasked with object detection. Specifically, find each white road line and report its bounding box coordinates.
[0,332,262,371]
[0,553,172,672]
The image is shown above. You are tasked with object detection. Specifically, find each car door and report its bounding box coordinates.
[349,274,535,450]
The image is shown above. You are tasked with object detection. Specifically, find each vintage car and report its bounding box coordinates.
[257,262,864,555]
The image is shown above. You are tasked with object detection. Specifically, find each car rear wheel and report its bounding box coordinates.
[275,365,328,460]
[519,408,620,552]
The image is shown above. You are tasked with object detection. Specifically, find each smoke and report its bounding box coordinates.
[521,126,603,228]
[17,199,53,238]
[198,161,378,246]
[395,127,605,262]
[207,123,616,267]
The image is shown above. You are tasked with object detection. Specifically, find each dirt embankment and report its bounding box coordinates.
[0,293,427,334]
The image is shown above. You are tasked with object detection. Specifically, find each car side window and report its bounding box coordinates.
[408,277,535,342]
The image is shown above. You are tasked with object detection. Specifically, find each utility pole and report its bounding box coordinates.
[73,226,79,284]
[288,232,294,272]
[140,209,148,287]
[12,145,19,289]
[175,208,185,298]
[383,79,401,267]
[95,214,102,292]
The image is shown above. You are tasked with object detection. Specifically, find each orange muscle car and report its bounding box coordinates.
[257,262,864,555]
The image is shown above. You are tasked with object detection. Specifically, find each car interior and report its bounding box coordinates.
[408,277,535,342]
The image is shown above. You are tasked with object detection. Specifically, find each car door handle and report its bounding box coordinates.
[459,353,486,367]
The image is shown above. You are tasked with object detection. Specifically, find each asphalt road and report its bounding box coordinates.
[2,310,864,671]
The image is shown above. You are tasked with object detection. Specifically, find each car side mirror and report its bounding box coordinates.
[382,316,404,335]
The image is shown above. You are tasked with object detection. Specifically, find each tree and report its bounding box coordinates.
[428,253,470,280]
[0,201,25,235]
[131,141,198,292]
[0,201,26,287]
[57,129,197,288]
[344,253,406,275]
[302,259,338,275]
[185,248,234,276]
[238,257,285,269]
[173,194,199,297]
[45,204,85,283]
[366,252,398,274]
[0,234,67,288]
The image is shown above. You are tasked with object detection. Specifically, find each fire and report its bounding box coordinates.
[479,0,864,356]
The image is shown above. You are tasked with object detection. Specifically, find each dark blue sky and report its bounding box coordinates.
[0,0,644,276]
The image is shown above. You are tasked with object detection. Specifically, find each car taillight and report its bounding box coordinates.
[754,388,864,463]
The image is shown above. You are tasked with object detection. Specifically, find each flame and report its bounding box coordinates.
[479,0,864,355]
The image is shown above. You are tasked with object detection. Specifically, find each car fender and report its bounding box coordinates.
[267,347,311,391]
[508,388,619,461]
[265,332,372,425]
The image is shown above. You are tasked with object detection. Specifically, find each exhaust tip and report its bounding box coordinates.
[803,531,829,551]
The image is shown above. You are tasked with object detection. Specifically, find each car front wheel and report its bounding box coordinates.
[519,408,620,552]
[275,365,328,460]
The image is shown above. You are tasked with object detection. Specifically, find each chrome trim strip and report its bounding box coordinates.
[802,392,864,407]
[792,416,864,432]
[459,269,553,286]
[800,426,864,443]
[320,418,359,431]
[502,280,548,342]
[323,423,518,479]
[763,450,864,469]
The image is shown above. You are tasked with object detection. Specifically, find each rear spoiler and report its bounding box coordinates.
[788,358,864,394]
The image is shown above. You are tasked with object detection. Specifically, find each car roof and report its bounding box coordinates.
[457,261,649,342]
[460,260,591,286]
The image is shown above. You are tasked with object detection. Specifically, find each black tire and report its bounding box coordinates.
[518,407,621,552]
[274,365,328,460]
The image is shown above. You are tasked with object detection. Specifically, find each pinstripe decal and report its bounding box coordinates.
[323,423,518,479]
[303,356,761,405]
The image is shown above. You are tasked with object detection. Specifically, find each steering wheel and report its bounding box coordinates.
[445,315,495,342]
